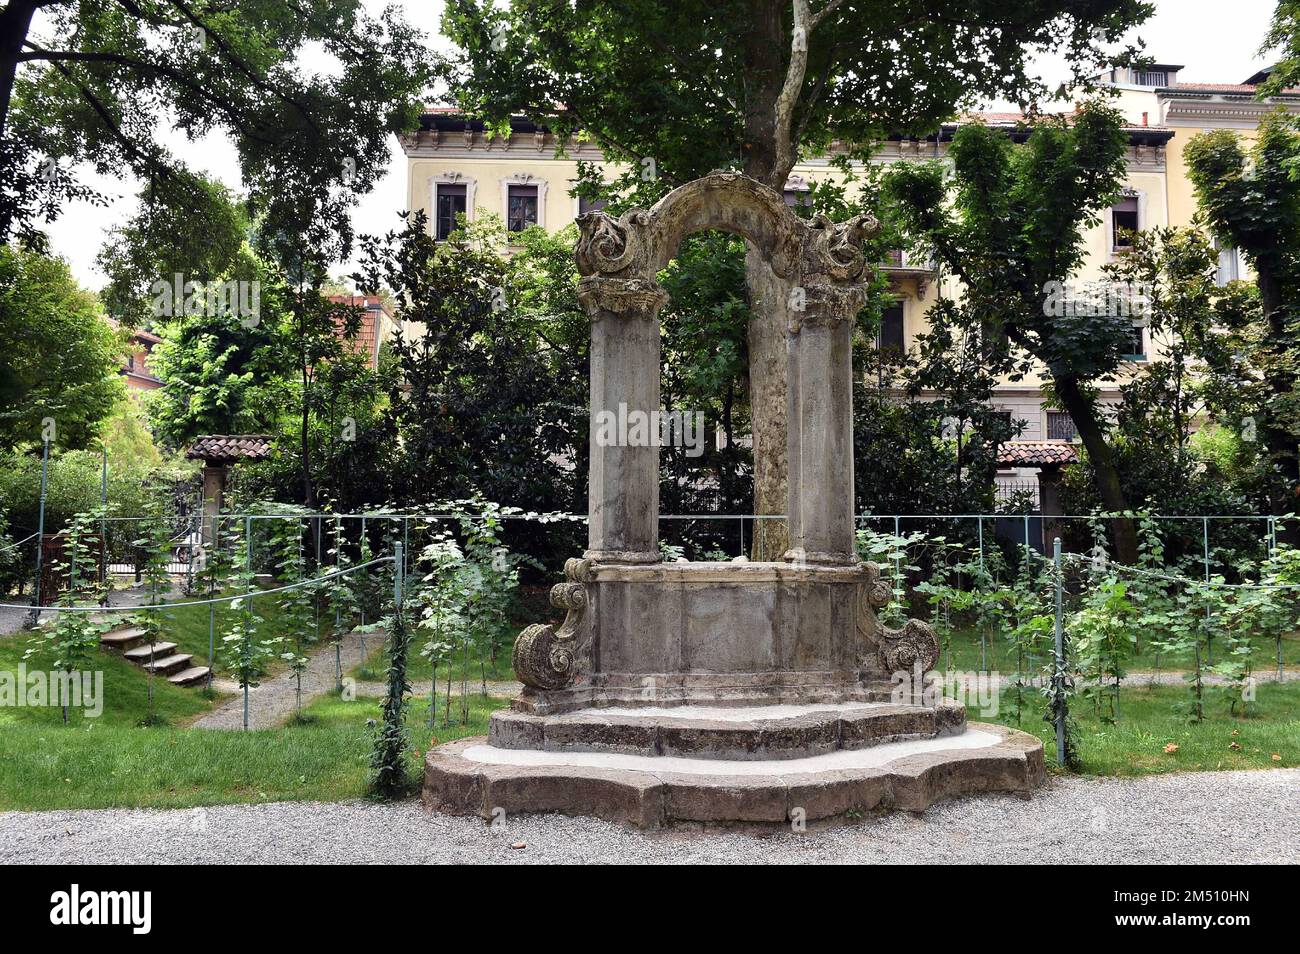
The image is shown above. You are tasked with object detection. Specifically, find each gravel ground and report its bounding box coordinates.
[3,769,1296,864]
[354,678,522,699]
[192,629,383,729]
[0,582,162,636]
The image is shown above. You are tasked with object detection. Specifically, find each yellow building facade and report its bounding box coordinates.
[399,66,1300,495]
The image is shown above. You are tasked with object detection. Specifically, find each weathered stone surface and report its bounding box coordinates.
[422,724,1045,829]
[438,173,1048,829]
[489,702,968,761]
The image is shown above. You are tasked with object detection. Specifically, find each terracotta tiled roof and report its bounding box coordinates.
[186,435,274,463]
[998,440,1079,468]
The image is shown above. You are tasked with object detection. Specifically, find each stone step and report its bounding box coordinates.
[489,701,968,761]
[424,723,1046,828]
[143,653,192,676]
[168,666,211,687]
[100,626,148,650]
[123,641,177,662]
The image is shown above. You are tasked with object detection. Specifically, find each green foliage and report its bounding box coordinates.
[886,103,1141,554]
[351,213,587,546]
[96,174,251,327]
[263,506,316,719]
[369,596,413,799]
[23,511,105,724]
[440,0,1148,187]
[1185,113,1300,507]
[2,0,433,251]
[0,246,125,452]
[133,497,175,726]
[221,523,282,729]
[414,531,464,728]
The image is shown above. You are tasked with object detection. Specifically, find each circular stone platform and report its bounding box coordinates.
[489,700,968,760]
[423,720,1045,828]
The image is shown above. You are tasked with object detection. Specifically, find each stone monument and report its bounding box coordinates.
[424,172,1043,827]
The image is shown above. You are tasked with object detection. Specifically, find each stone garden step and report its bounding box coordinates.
[143,653,192,676]
[168,666,211,687]
[489,701,967,761]
[99,626,148,650]
[123,641,177,661]
[424,722,1046,828]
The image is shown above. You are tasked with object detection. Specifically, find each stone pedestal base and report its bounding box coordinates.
[423,715,1044,828]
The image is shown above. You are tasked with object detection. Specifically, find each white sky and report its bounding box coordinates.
[37,0,1279,289]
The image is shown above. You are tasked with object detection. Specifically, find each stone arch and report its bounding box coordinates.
[574,172,879,567]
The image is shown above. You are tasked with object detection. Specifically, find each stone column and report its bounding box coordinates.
[578,276,667,564]
[200,464,227,546]
[784,285,861,565]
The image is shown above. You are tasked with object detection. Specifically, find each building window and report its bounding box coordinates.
[578,195,607,215]
[435,183,467,241]
[878,302,905,354]
[783,189,813,211]
[1216,240,1240,286]
[1123,322,1147,360]
[1111,196,1139,251]
[507,184,539,233]
[1046,411,1078,441]
[1134,70,1168,87]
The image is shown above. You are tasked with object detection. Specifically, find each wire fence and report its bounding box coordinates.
[6,509,1290,606]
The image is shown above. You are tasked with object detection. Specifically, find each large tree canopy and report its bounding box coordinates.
[0,0,433,253]
[0,244,124,451]
[886,103,1142,559]
[1185,114,1300,519]
[440,0,1152,557]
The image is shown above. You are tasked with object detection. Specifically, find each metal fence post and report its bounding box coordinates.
[28,435,51,626]
[1053,537,1067,768]
[393,541,404,610]
[1203,515,1212,665]
[100,447,109,606]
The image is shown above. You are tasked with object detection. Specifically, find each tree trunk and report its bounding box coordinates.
[1055,375,1137,563]
[745,248,793,559]
[0,0,37,239]
[0,0,36,144]
[1257,269,1300,540]
[741,0,796,560]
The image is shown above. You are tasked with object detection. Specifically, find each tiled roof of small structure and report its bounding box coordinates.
[998,441,1079,467]
[186,435,274,463]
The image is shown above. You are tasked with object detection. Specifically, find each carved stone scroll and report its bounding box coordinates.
[512,558,595,691]
[856,562,940,675]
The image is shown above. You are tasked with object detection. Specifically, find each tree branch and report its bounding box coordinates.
[808,0,848,32]
[772,0,811,178]
[163,0,325,137]
[19,42,279,146]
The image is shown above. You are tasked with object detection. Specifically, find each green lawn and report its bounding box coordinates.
[0,631,217,729]
[975,679,1299,776]
[0,689,507,811]
[935,622,1299,676]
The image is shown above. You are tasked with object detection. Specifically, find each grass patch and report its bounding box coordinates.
[0,633,216,729]
[976,679,1299,776]
[0,686,506,811]
[936,624,1299,676]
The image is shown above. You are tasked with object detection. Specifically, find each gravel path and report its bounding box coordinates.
[2,769,1295,864]
[191,629,384,730]
[355,679,522,699]
[0,582,163,636]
